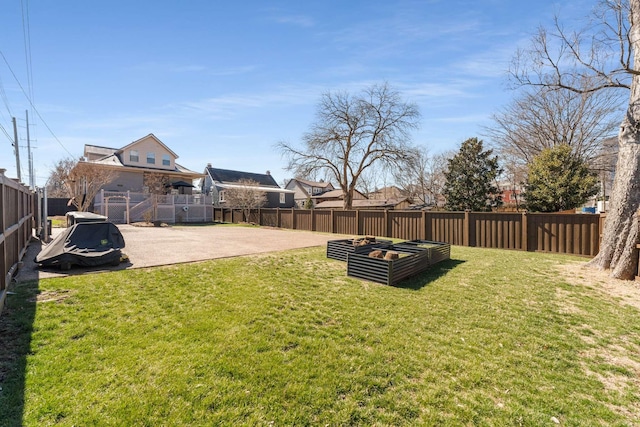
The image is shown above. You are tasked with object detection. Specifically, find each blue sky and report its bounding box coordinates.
[0,0,592,187]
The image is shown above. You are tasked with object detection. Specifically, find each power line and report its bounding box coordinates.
[21,0,35,105]
[0,122,12,142]
[0,49,74,157]
[22,0,37,189]
[0,73,12,117]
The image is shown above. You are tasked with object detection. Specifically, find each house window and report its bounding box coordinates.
[130,150,139,162]
[280,193,286,204]
[219,190,226,202]
[162,154,170,166]
[147,152,155,164]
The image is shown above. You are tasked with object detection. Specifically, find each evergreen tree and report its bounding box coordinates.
[524,144,599,212]
[303,197,314,209]
[443,138,502,211]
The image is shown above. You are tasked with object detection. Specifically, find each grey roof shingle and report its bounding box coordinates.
[206,167,279,187]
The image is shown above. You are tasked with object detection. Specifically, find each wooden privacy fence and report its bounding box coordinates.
[213,207,603,257]
[1,169,34,313]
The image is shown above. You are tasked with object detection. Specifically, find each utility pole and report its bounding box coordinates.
[12,117,22,183]
[26,110,34,188]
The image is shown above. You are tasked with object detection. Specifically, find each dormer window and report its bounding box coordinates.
[147,152,155,164]
[130,150,139,162]
[162,154,170,166]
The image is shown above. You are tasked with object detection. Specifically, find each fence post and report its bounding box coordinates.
[522,211,528,251]
[463,211,470,247]
[292,208,296,230]
[311,209,316,231]
[384,209,389,238]
[42,185,49,242]
[421,210,427,240]
[331,209,335,234]
[126,191,130,224]
[356,209,360,235]
[277,208,281,228]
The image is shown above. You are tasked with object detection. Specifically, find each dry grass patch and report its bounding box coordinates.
[557,261,640,309]
[28,289,73,304]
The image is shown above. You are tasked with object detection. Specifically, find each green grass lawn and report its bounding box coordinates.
[1,245,639,426]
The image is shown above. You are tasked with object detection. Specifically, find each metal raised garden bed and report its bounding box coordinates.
[326,238,393,262]
[346,240,451,286]
[393,240,451,266]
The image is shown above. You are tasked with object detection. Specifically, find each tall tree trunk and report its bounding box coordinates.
[588,4,640,280]
[588,124,640,279]
[343,187,353,210]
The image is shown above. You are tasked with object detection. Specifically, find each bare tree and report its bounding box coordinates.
[46,158,116,212]
[46,158,76,198]
[498,150,528,212]
[486,85,622,170]
[223,179,267,222]
[591,137,619,202]
[357,166,397,197]
[277,82,420,209]
[510,0,640,280]
[393,146,449,206]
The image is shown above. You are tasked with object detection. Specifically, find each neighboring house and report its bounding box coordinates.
[285,178,335,208]
[310,188,411,210]
[201,164,295,208]
[367,186,407,200]
[310,188,367,205]
[315,197,412,210]
[83,134,203,194]
[497,181,525,210]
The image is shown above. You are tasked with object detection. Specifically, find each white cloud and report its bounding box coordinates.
[271,14,314,28]
[173,85,323,119]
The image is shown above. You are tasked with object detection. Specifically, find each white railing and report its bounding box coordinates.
[129,198,154,222]
[94,191,213,223]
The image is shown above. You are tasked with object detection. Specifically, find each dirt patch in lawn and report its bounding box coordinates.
[556,261,640,310]
[28,290,73,304]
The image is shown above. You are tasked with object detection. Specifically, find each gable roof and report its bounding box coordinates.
[206,166,279,187]
[367,185,406,199]
[88,154,202,177]
[315,198,409,209]
[286,178,334,198]
[310,188,366,199]
[84,144,117,158]
[290,178,333,189]
[117,133,179,159]
[216,182,294,193]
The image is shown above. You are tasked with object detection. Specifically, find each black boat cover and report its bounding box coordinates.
[35,222,126,269]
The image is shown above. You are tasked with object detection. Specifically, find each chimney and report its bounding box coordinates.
[207,163,212,168]
[266,170,271,175]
